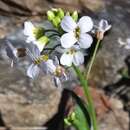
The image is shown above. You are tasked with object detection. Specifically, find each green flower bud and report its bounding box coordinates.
[47,10,55,21]
[72,11,78,21]
[38,36,49,45]
[52,16,61,27]
[52,8,58,13]
[66,11,70,16]
[64,118,72,126]
[57,8,64,19]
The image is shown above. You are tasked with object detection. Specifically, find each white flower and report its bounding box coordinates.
[60,16,93,49]
[23,21,48,52]
[98,19,111,33]
[26,45,48,79]
[45,56,68,88]
[60,46,85,67]
[96,19,111,40]
[118,37,130,49]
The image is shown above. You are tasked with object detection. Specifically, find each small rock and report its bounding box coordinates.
[110,98,124,109]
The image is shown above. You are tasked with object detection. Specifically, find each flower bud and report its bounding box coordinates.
[57,8,64,19]
[52,16,61,27]
[47,10,55,21]
[72,11,78,21]
[96,31,104,40]
[66,12,70,16]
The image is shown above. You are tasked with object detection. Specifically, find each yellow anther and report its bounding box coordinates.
[34,55,49,64]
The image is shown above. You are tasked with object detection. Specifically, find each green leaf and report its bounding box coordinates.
[71,91,91,130]
[64,90,91,130]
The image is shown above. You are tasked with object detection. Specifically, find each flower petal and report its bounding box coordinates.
[27,64,40,79]
[46,59,56,73]
[61,32,77,48]
[26,36,36,43]
[31,44,40,57]
[99,19,111,32]
[54,77,62,88]
[78,16,93,33]
[23,21,34,36]
[73,51,84,66]
[6,41,17,59]
[61,16,77,32]
[60,53,73,67]
[33,41,45,52]
[78,33,93,49]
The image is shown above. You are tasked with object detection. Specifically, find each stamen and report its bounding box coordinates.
[74,26,80,39]
[26,48,37,61]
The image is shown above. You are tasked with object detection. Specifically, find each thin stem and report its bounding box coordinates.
[86,40,101,80]
[48,33,60,38]
[44,29,60,35]
[72,64,98,130]
[41,44,61,54]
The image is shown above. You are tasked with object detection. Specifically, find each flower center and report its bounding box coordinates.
[34,55,49,65]
[67,48,76,55]
[33,27,44,40]
[74,26,80,39]
[54,66,64,77]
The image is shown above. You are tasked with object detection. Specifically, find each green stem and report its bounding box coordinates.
[86,40,101,80]
[72,64,98,130]
[44,29,60,34]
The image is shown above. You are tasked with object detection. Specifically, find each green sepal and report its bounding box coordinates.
[33,27,44,40]
[38,36,49,45]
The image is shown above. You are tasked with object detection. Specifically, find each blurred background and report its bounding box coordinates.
[0,0,130,130]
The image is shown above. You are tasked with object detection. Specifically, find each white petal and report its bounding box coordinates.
[105,25,112,32]
[6,41,17,59]
[54,56,59,66]
[73,51,84,66]
[125,44,130,49]
[33,41,45,52]
[118,38,126,46]
[39,62,48,73]
[99,19,111,32]
[23,21,34,36]
[26,36,36,43]
[61,16,77,32]
[54,77,62,88]
[61,32,77,48]
[31,44,40,57]
[46,59,56,73]
[78,33,93,48]
[60,53,73,67]
[78,16,93,33]
[126,38,130,44]
[27,64,40,79]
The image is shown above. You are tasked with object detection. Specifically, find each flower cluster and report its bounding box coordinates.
[5,8,111,87]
